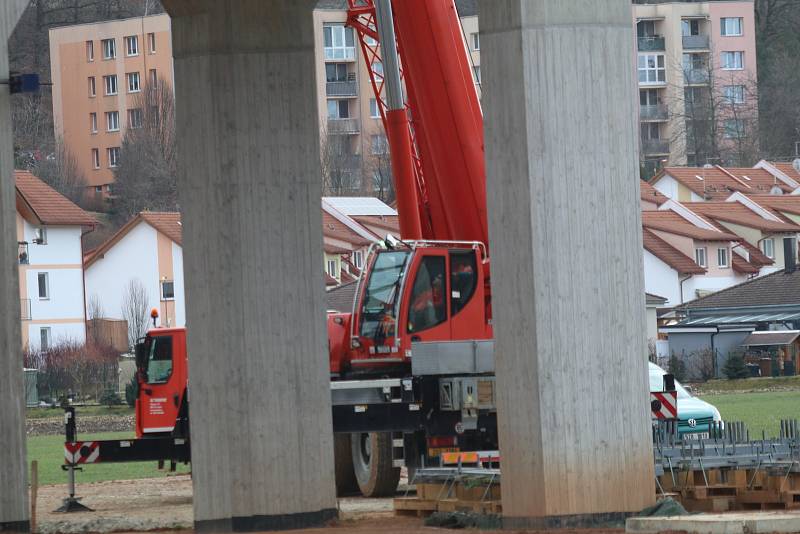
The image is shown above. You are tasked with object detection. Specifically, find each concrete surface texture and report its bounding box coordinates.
[480,0,655,526]
[161,0,336,531]
[0,2,33,532]
[626,511,800,534]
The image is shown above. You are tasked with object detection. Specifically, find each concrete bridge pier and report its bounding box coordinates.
[161,1,336,531]
[0,2,32,532]
[480,0,656,528]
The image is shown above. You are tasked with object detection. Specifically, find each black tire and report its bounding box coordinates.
[334,433,359,495]
[351,432,401,497]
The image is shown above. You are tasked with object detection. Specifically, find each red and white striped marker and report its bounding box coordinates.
[651,391,678,419]
[64,441,100,465]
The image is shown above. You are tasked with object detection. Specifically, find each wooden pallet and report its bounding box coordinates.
[393,497,438,517]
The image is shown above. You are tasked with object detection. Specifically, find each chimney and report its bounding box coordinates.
[783,237,797,274]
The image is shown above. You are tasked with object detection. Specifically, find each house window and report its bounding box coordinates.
[723,119,745,139]
[104,74,118,95]
[761,238,775,259]
[108,147,120,168]
[95,185,103,193]
[128,108,143,129]
[106,111,119,132]
[88,76,96,97]
[721,51,744,70]
[37,272,49,299]
[695,247,707,268]
[325,63,348,82]
[102,38,116,59]
[125,35,138,56]
[721,17,743,36]
[640,88,660,107]
[86,40,94,61]
[160,280,175,300]
[323,24,355,60]
[353,250,364,269]
[723,85,745,104]
[40,327,51,351]
[326,259,338,278]
[682,19,700,37]
[369,98,380,118]
[717,247,729,268]
[91,148,100,169]
[473,65,481,84]
[371,134,388,155]
[106,184,112,193]
[327,99,349,119]
[471,32,480,51]
[149,69,157,86]
[90,112,97,133]
[640,122,661,140]
[148,32,156,53]
[127,72,140,93]
[638,54,666,84]
[373,61,384,77]
[364,34,377,47]
[34,227,47,245]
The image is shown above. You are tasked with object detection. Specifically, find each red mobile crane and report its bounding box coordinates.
[62,0,499,502]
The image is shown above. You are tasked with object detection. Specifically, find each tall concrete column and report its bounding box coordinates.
[1,2,31,533]
[161,1,336,531]
[480,0,655,528]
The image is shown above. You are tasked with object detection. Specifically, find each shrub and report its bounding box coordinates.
[685,348,716,382]
[125,376,139,407]
[668,354,687,383]
[99,389,123,406]
[723,353,750,380]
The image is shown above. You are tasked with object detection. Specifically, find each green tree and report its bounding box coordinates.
[668,354,686,383]
[723,353,750,380]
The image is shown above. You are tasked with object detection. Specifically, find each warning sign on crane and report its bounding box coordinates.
[650,391,678,420]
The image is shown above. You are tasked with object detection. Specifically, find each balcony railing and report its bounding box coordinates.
[21,299,31,321]
[642,139,670,155]
[682,35,709,50]
[18,242,29,264]
[324,47,355,61]
[638,36,665,52]
[640,104,669,121]
[326,81,357,97]
[327,118,361,135]
[684,69,710,85]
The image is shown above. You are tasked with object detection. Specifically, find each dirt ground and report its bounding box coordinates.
[34,476,625,534]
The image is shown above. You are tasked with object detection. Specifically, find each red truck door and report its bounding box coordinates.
[135,330,186,437]
[403,251,451,343]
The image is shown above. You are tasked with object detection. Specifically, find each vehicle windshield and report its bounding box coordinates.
[359,250,410,340]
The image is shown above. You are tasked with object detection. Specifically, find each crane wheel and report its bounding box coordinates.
[334,433,359,495]
[351,432,401,497]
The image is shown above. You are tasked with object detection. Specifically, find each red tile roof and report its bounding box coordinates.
[322,212,372,246]
[325,273,338,286]
[746,195,800,216]
[642,228,705,274]
[15,170,96,226]
[641,211,739,241]
[682,202,800,233]
[652,167,793,200]
[140,212,182,246]
[731,252,759,274]
[735,239,774,267]
[640,180,669,206]
[351,215,400,233]
[324,242,351,255]
[772,162,800,182]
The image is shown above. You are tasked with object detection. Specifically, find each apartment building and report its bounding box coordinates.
[16,171,96,350]
[633,1,757,176]
[49,14,173,206]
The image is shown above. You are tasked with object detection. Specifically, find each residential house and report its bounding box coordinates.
[753,160,800,191]
[650,165,794,202]
[84,212,184,331]
[641,180,669,210]
[16,171,96,350]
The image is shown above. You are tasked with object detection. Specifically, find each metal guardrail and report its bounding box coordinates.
[638,36,665,51]
[685,68,710,85]
[328,118,361,135]
[642,139,670,155]
[683,34,709,50]
[326,80,357,97]
[640,104,668,121]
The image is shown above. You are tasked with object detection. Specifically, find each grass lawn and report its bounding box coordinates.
[699,390,800,438]
[693,375,800,395]
[28,431,189,486]
[27,405,134,419]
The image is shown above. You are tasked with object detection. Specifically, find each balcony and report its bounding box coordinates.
[640,104,668,121]
[328,118,361,135]
[326,81,358,97]
[684,69,710,85]
[638,36,665,52]
[18,242,28,264]
[324,46,355,61]
[682,34,709,50]
[642,139,670,155]
[21,299,31,321]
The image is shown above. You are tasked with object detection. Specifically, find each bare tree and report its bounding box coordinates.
[365,137,395,204]
[33,137,87,204]
[320,124,362,196]
[111,75,177,224]
[121,279,149,349]
[87,294,105,320]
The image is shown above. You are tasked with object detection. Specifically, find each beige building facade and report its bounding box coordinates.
[49,14,173,207]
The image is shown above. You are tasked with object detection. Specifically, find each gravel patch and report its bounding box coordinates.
[27,415,135,436]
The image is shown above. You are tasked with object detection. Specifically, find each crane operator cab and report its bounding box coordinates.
[335,239,492,377]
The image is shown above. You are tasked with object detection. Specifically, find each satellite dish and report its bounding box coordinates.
[792,158,800,173]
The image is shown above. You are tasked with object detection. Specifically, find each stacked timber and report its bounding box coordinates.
[394,469,501,517]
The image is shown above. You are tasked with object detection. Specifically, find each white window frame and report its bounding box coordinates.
[353,250,364,269]
[472,65,481,84]
[34,227,47,245]
[160,280,175,301]
[88,76,96,97]
[326,259,338,278]
[148,32,156,53]
[125,35,138,56]
[369,98,380,119]
[127,72,140,93]
[371,134,388,155]
[106,111,119,132]
[723,118,745,139]
[323,24,355,60]
[721,17,743,37]
[717,247,729,268]
[761,238,775,259]
[94,185,103,193]
[40,327,51,351]
[471,32,480,51]
[91,148,100,169]
[108,147,120,168]
[638,53,666,85]
[37,272,49,300]
[102,38,116,59]
[723,84,745,104]
[86,40,94,62]
[721,51,744,70]
[90,112,97,134]
[695,247,707,268]
[104,74,118,95]
[128,108,143,129]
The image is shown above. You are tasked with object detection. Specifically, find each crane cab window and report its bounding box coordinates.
[408,256,446,333]
[450,251,478,315]
[146,335,173,384]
